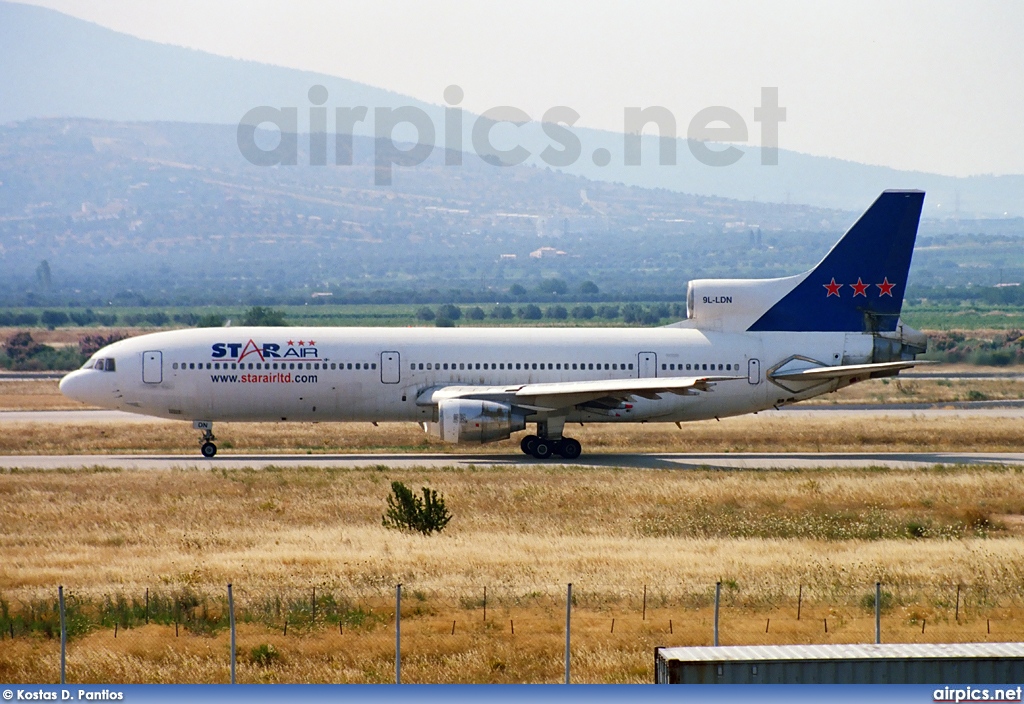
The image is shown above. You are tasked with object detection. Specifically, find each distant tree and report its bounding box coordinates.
[242,306,287,326]
[545,305,568,320]
[40,310,70,330]
[143,311,170,327]
[4,332,44,363]
[466,306,486,320]
[536,278,568,295]
[69,309,98,326]
[416,306,436,321]
[621,303,644,324]
[196,313,227,328]
[509,284,527,296]
[571,304,595,320]
[79,334,126,357]
[579,280,599,295]
[437,304,462,321]
[435,316,455,327]
[597,304,620,320]
[518,304,543,320]
[490,305,514,320]
[14,312,39,326]
[36,260,52,289]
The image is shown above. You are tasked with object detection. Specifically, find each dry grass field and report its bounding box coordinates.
[2,464,1024,682]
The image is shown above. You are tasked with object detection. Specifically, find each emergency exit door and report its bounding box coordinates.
[747,358,761,384]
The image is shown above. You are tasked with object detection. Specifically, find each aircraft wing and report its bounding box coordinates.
[418,375,739,412]
[769,359,935,382]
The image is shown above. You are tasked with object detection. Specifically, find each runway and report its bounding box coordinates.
[1,450,1023,471]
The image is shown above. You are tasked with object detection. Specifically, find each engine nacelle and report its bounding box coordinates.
[426,399,526,444]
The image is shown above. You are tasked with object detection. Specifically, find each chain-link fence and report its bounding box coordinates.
[2,580,1021,684]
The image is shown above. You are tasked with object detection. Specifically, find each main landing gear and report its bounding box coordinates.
[195,422,217,458]
[519,434,582,461]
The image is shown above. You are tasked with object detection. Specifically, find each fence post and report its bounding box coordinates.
[564,583,572,684]
[145,588,149,625]
[643,584,647,621]
[228,583,236,684]
[875,582,881,645]
[58,585,66,685]
[395,584,402,685]
[797,584,802,620]
[713,581,721,647]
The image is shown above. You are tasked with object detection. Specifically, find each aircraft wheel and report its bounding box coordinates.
[520,434,539,455]
[531,439,554,460]
[557,437,582,460]
[200,442,217,458]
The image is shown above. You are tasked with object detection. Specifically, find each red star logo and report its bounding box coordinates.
[287,340,294,346]
[308,340,316,346]
[823,278,842,297]
[851,278,869,297]
[298,340,305,346]
[876,278,895,296]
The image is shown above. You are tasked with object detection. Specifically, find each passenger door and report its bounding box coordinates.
[638,352,657,378]
[381,351,400,384]
[142,351,163,384]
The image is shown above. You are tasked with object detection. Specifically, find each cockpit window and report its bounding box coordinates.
[87,358,117,372]
[104,358,116,372]
[93,360,104,370]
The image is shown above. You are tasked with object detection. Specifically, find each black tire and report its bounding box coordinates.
[531,440,553,460]
[558,438,582,460]
[520,434,539,455]
[201,442,217,458]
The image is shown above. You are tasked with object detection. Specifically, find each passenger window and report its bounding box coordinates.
[172,362,178,370]
[500,363,505,370]
[272,363,278,370]
[516,363,521,370]
[661,364,666,370]
[605,363,610,370]
[531,363,537,370]
[410,363,415,370]
[189,363,195,370]
[572,364,577,370]
[443,363,448,370]
[702,364,707,370]
[419,363,424,370]
[475,363,480,370]
[356,363,362,370]
[206,363,212,369]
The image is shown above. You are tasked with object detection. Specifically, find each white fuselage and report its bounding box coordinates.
[59,324,874,425]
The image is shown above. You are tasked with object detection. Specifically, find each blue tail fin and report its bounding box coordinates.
[747,190,924,333]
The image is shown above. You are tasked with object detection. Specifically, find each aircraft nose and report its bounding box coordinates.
[59,369,105,406]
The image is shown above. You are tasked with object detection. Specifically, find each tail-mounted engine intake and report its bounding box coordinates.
[425,399,526,444]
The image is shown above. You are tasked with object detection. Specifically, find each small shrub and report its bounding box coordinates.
[250,643,280,667]
[382,481,452,535]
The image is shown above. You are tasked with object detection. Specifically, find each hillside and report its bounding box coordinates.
[2,1,1023,216]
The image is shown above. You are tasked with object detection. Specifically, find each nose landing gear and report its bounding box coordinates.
[194,420,217,458]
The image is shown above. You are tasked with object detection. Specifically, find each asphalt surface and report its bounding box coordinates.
[0,450,1022,471]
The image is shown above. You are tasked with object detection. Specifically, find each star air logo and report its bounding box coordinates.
[823,277,896,297]
[211,339,321,360]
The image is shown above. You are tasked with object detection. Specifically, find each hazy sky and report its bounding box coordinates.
[22,0,1024,177]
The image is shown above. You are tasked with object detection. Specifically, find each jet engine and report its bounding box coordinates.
[425,399,526,444]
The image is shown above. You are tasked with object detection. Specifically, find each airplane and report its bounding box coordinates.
[60,190,930,460]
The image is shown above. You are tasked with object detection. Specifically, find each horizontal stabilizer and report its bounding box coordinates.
[769,360,936,382]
